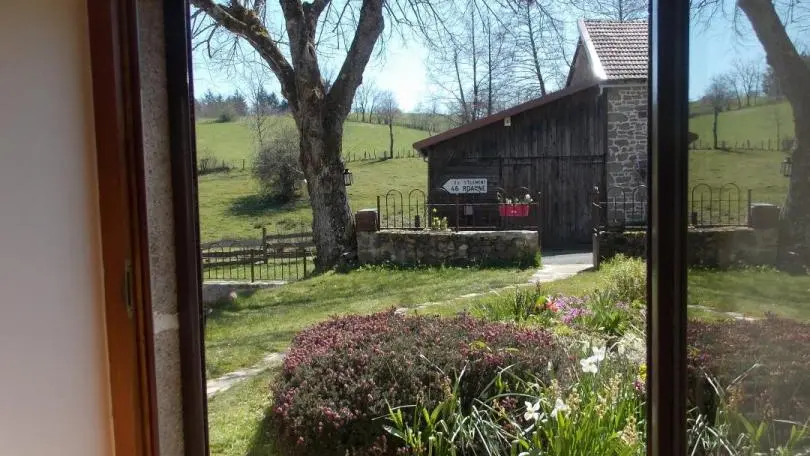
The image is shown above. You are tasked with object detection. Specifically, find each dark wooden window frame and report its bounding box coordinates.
[157,0,692,454]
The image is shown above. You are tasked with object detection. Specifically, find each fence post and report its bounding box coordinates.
[250,250,255,283]
[302,248,308,278]
[747,189,752,225]
[455,196,460,231]
[242,159,245,170]
[536,192,543,245]
[376,195,381,230]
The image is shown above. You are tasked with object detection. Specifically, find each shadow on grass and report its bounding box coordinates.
[246,409,279,456]
[227,193,310,219]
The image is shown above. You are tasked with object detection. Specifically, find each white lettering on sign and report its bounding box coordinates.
[442,178,487,194]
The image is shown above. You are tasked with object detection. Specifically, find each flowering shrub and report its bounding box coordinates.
[687,316,810,439]
[386,344,647,455]
[473,286,644,338]
[269,311,571,456]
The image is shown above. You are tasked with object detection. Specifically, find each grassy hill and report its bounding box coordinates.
[689,99,794,149]
[196,116,429,163]
[197,119,428,241]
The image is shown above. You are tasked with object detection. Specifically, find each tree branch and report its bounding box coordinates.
[325,0,385,123]
[190,0,298,107]
[737,0,810,108]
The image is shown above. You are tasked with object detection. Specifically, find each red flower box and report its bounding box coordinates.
[499,203,530,217]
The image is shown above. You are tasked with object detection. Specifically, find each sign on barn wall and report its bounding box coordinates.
[442,178,487,194]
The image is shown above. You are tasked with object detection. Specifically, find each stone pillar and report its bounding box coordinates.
[355,209,379,265]
[605,85,648,224]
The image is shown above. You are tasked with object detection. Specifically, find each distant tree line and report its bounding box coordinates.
[195,88,289,123]
[701,55,810,150]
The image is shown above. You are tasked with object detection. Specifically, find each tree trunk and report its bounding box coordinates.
[738,0,810,268]
[388,121,394,159]
[299,119,356,271]
[712,109,719,149]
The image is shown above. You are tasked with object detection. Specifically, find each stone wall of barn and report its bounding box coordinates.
[605,85,648,224]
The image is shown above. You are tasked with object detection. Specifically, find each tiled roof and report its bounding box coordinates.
[581,20,648,81]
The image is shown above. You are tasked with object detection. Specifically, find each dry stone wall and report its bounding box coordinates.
[357,230,540,267]
[595,226,779,269]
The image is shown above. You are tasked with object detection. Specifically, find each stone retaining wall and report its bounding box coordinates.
[357,230,540,267]
[595,226,779,268]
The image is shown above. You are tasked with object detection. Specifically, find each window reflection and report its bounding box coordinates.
[686,0,810,452]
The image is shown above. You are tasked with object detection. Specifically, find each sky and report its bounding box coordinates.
[192,12,774,111]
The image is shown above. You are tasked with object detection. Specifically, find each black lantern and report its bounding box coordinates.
[781,157,792,177]
[343,168,353,186]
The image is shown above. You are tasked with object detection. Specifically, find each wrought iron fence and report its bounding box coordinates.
[200,227,315,282]
[376,187,542,231]
[591,183,752,229]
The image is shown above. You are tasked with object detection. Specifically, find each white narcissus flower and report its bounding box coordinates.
[591,346,607,361]
[550,398,569,418]
[523,401,541,421]
[580,357,598,374]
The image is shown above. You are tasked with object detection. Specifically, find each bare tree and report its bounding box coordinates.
[569,0,648,21]
[353,80,376,123]
[191,0,452,269]
[733,59,762,107]
[724,71,743,108]
[376,90,399,158]
[705,74,734,149]
[505,0,570,99]
[240,67,277,149]
[694,0,810,265]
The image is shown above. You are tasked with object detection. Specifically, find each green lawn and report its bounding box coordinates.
[422,267,810,322]
[689,148,788,206]
[198,157,426,241]
[207,368,279,456]
[204,266,534,378]
[196,118,428,241]
[689,100,794,149]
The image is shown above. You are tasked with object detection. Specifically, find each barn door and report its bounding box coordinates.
[537,155,604,250]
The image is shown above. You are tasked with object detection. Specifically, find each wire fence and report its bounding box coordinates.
[591,183,752,229]
[200,225,315,283]
[689,137,795,152]
[197,149,421,175]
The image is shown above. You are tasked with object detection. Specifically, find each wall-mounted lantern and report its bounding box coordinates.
[343,168,354,186]
[781,157,792,178]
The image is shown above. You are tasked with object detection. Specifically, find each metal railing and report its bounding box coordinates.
[591,183,752,230]
[377,187,542,231]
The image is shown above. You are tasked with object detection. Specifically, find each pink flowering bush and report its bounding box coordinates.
[687,316,810,432]
[268,311,571,456]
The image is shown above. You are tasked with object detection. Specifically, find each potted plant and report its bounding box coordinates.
[498,193,532,217]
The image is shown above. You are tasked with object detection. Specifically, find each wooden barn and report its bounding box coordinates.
[414,20,648,250]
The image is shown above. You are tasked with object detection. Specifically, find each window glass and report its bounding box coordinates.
[190,1,651,454]
[686,2,810,453]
